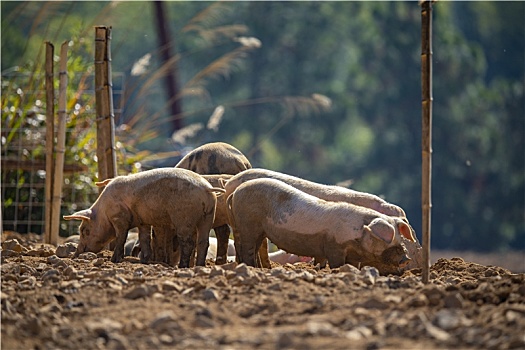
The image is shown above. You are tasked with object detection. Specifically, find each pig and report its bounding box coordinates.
[224,168,406,218]
[63,168,224,268]
[269,250,313,265]
[226,178,416,275]
[148,174,234,266]
[151,174,269,267]
[207,237,236,261]
[174,142,254,265]
[175,142,252,174]
[224,168,422,270]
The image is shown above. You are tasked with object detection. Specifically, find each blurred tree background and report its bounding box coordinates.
[2,1,523,252]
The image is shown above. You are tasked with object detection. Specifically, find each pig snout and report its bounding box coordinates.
[398,254,411,269]
[74,241,87,257]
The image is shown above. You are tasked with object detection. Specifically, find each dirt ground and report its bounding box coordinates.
[1,232,524,350]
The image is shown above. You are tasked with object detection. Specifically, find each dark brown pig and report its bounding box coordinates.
[175,142,253,265]
[175,142,251,174]
[63,168,223,268]
[227,178,416,275]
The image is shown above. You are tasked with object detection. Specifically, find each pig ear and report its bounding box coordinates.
[397,221,416,242]
[218,178,228,188]
[63,209,92,221]
[95,178,113,187]
[364,218,395,243]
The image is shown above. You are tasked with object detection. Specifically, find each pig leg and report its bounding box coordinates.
[314,257,328,269]
[325,242,346,269]
[195,213,214,266]
[257,238,271,268]
[326,254,346,269]
[151,227,167,263]
[178,229,196,268]
[240,231,264,267]
[214,224,230,265]
[111,229,129,263]
[165,229,176,266]
[137,225,152,263]
[169,235,181,267]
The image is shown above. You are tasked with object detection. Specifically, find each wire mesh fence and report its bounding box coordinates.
[1,71,125,238]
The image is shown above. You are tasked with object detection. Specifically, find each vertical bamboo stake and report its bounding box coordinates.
[420,0,433,284]
[95,26,117,189]
[44,42,55,244]
[50,41,69,246]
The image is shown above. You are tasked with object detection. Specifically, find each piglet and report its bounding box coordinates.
[227,178,415,275]
[63,168,224,268]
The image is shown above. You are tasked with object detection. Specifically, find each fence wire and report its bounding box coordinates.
[2,72,125,238]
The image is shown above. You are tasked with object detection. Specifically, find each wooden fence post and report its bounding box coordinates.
[44,42,55,244]
[421,0,433,284]
[95,26,117,187]
[50,41,69,246]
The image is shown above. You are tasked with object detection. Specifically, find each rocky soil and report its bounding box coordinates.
[1,232,524,350]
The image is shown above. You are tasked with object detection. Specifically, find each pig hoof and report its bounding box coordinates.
[111,254,123,263]
[215,257,225,265]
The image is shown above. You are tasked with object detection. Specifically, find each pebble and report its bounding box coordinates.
[150,311,180,332]
[346,326,373,341]
[209,266,225,278]
[92,258,105,267]
[407,293,428,307]
[77,252,97,260]
[47,255,68,269]
[176,269,195,278]
[340,264,360,274]
[194,266,211,276]
[220,262,238,271]
[2,239,26,253]
[26,245,55,257]
[42,269,61,283]
[203,288,220,301]
[435,309,462,330]
[307,320,340,337]
[423,287,444,306]
[124,286,150,299]
[22,316,42,335]
[234,263,252,277]
[18,276,37,289]
[86,318,123,334]
[64,266,79,279]
[360,298,390,310]
[1,249,20,258]
[55,243,77,258]
[162,280,183,293]
[444,292,464,309]
[361,266,380,285]
[418,313,451,342]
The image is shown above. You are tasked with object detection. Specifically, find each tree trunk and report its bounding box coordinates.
[153,0,183,133]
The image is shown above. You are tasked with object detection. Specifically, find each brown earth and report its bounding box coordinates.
[1,232,524,350]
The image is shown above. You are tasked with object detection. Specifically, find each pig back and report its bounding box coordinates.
[175,142,251,175]
[229,178,348,258]
[105,168,218,227]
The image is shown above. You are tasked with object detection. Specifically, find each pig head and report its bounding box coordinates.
[350,217,414,275]
[63,207,116,256]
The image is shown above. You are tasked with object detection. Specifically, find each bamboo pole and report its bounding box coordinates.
[420,0,433,284]
[50,41,69,246]
[44,42,55,244]
[95,26,117,189]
